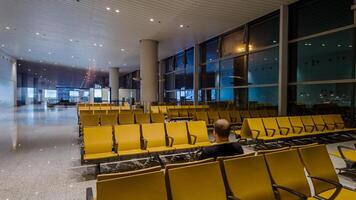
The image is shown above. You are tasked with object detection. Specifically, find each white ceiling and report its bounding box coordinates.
[0,0,296,73]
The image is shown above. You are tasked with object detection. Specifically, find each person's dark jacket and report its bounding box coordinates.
[199,142,244,160]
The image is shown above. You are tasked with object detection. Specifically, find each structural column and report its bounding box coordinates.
[109,67,120,103]
[193,44,200,104]
[140,39,158,111]
[278,4,289,116]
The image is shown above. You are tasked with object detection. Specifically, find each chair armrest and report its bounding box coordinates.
[272,184,308,200]
[190,134,197,145]
[304,125,315,132]
[265,128,276,137]
[337,145,356,160]
[86,187,94,200]
[143,139,148,150]
[279,127,290,135]
[292,126,304,134]
[315,124,326,131]
[168,136,174,147]
[309,176,342,200]
[114,142,118,152]
[227,195,241,200]
[251,129,261,139]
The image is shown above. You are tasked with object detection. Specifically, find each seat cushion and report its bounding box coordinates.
[119,149,148,156]
[147,146,175,153]
[84,152,117,160]
[318,188,356,199]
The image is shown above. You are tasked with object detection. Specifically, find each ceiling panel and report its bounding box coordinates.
[0,0,297,73]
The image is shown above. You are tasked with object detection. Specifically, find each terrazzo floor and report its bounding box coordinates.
[0,105,354,200]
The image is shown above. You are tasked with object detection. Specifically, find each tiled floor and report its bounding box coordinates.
[0,105,354,200]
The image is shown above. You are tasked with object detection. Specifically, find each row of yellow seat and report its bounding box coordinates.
[83,121,212,161]
[79,113,166,128]
[239,114,355,141]
[150,105,209,114]
[79,108,143,116]
[195,110,278,126]
[89,144,355,200]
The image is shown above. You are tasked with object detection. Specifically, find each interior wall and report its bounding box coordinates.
[0,50,16,109]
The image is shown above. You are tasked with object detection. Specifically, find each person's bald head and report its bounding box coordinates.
[214,119,231,139]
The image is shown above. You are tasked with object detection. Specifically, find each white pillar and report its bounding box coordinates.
[11,59,17,107]
[278,4,289,116]
[193,44,200,104]
[109,67,120,103]
[140,39,158,110]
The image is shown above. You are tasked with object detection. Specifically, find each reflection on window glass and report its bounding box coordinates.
[202,38,219,63]
[185,90,193,101]
[249,14,279,49]
[289,0,353,39]
[220,56,247,88]
[83,91,89,97]
[175,71,185,90]
[94,89,102,98]
[289,29,354,82]
[221,28,246,57]
[185,48,194,89]
[165,91,176,102]
[165,57,174,73]
[248,47,279,85]
[220,88,234,101]
[70,91,79,97]
[175,52,185,71]
[27,88,34,98]
[44,90,57,98]
[200,62,218,88]
[248,87,278,106]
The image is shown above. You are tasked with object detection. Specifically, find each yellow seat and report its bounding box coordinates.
[141,123,174,153]
[187,121,212,147]
[118,113,135,125]
[276,117,294,136]
[245,118,280,141]
[223,155,276,200]
[229,111,243,125]
[119,109,132,114]
[262,117,289,139]
[289,116,317,137]
[107,110,120,115]
[151,113,165,123]
[178,109,189,118]
[167,161,227,200]
[240,110,251,119]
[97,166,162,181]
[258,110,270,118]
[94,110,107,115]
[80,110,93,116]
[100,114,118,126]
[168,109,179,120]
[83,126,117,161]
[135,113,151,124]
[95,171,167,200]
[166,122,197,150]
[218,111,231,123]
[264,149,312,200]
[114,124,148,156]
[80,114,100,127]
[298,144,356,199]
[150,106,159,114]
[159,106,167,114]
[267,110,278,117]
[208,111,220,124]
[311,115,328,132]
[250,110,260,118]
[301,116,319,134]
[195,112,211,126]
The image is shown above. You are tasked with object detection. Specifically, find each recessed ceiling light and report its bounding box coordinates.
[99,44,103,47]
[115,9,120,13]
[93,43,97,46]
[121,48,125,51]
[71,55,74,58]
[69,39,73,42]
[123,63,127,66]
[108,61,112,64]
[35,32,40,36]
[5,26,10,30]
[48,52,52,55]
[106,7,111,11]
[150,18,154,22]
[179,24,184,28]
[28,49,32,52]
[1,44,5,48]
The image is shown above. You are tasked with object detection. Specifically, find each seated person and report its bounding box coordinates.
[199,119,244,159]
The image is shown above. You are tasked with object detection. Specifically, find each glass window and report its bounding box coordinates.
[201,38,219,63]
[249,14,279,49]
[165,57,174,73]
[289,0,353,39]
[185,48,194,89]
[289,29,354,82]
[220,56,247,88]
[165,91,176,102]
[204,89,218,102]
[44,89,57,98]
[200,62,218,88]
[94,89,102,98]
[221,28,246,57]
[248,87,278,106]
[220,88,234,101]
[248,47,279,85]
[70,91,79,97]
[185,90,193,102]
[27,88,34,98]
[175,52,185,71]
[175,70,185,90]
[165,73,175,90]
[288,83,352,114]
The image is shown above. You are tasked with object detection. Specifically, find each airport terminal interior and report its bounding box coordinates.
[1,0,356,199]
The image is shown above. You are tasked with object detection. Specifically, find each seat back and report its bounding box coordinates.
[96,171,167,200]
[151,113,165,123]
[80,114,100,126]
[141,123,167,148]
[101,114,118,126]
[289,116,305,133]
[179,109,189,117]
[132,109,143,114]
[267,110,278,117]
[298,145,339,194]
[135,113,151,124]
[258,110,270,117]
[301,116,316,132]
[208,111,220,123]
[80,110,93,116]
[114,124,141,151]
[331,114,345,129]
[250,110,260,118]
[230,111,242,124]
[118,113,135,125]
[187,121,210,143]
[167,161,226,200]
[276,117,292,135]
[168,109,179,119]
[83,126,113,154]
[223,155,275,200]
[218,111,231,122]
[311,115,326,131]
[107,110,120,115]
[150,106,160,114]
[195,112,210,124]
[264,149,311,199]
[262,117,280,136]
[165,122,189,145]
[240,110,251,119]
[246,118,267,138]
[321,115,336,130]
[159,106,167,114]
[119,110,132,114]
[94,110,107,115]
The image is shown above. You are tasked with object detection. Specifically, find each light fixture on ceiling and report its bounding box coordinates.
[35,32,40,36]
[28,49,32,52]
[121,48,125,51]
[69,39,73,42]
[123,63,127,66]
[99,44,103,47]
[71,55,74,58]
[48,52,52,55]
[1,44,5,48]
[150,18,154,22]
[93,43,97,46]
[115,9,120,13]
[106,7,111,11]
[5,26,10,30]
[179,24,184,28]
